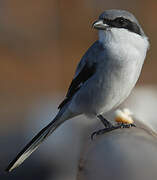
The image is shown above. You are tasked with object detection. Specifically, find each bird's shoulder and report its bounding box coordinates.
[75,40,105,77]
[58,41,104,110]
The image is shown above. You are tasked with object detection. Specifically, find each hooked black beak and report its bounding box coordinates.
[92,20,109,30]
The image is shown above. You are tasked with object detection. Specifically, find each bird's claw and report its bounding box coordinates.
[119,123,136,128]
[91,123,136,140]
[91,129,103,140]
[91,126,115,140]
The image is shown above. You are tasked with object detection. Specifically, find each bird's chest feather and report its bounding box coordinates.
[93,43,145,111]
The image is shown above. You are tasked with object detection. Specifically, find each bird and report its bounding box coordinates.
[6,9,149,172]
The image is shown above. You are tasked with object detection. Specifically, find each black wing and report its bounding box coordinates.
[58,62,96,109]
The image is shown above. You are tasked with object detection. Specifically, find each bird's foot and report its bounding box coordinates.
[91,123,136,140]
[120,123,136,128]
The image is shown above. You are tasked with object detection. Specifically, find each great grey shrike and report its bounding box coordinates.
[6,9,149,172]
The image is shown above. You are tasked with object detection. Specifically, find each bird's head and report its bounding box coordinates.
[93,9,149,50]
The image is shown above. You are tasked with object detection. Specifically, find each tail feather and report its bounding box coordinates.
[5,109,71,172]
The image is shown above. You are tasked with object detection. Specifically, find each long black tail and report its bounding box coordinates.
[5,108,72,172]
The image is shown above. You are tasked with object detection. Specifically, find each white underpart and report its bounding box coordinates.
[95,28,149,114]
[98,28,149,55]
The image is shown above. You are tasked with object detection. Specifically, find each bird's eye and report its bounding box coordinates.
[103,18,108,24]
[115,17,125,24]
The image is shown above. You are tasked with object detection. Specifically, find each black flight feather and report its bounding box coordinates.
[58,62,96,109]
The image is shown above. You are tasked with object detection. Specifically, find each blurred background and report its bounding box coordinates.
[0,0,156,179]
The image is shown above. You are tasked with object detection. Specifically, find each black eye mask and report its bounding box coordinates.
[103,17,142,36]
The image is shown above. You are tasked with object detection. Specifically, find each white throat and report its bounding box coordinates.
[98,28,149,56]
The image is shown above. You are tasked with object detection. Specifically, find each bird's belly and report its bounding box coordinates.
[94,66,141,114]
[70,60,142,116]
